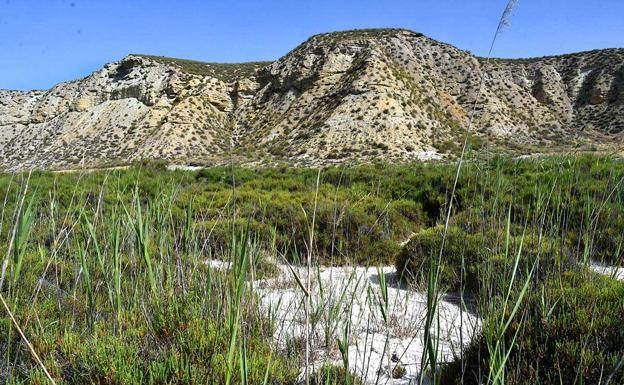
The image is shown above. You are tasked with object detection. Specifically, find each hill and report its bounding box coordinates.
[1,28,623,170]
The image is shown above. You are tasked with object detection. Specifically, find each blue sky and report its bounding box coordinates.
[1,0,623,90]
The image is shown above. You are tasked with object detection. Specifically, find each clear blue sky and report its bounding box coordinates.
[1,0,623,90]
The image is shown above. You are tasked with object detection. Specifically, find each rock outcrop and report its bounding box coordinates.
[1,28,623,170]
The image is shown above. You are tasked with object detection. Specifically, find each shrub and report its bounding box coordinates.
[392,364,407,379]
[444,271,624,385]
[396,224,564,293]
[587,220,624,265]
[395,225,494,292]
[311,364,364,385]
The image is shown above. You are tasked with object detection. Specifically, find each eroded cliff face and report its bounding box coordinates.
[235,29,623,165]
[1,29,622,170]
[0,55,257,169]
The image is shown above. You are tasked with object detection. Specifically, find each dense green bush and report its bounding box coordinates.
[587,216,624,265]
[396,224,566,293]
[0,245,299,384]
[395,225,494,292]
[3,154,624,268]
[443,271,624,385]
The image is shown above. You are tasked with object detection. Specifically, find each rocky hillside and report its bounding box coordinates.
[1,28,623,170]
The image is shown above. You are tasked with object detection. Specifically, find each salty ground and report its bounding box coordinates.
[207,259,623,384]
[210,260,479,384]
[590,261,624,281]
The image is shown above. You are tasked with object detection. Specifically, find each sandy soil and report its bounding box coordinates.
[166,164,205,171]
[253,265,480,384]
[206,256,624,383]
[590,261,624,281]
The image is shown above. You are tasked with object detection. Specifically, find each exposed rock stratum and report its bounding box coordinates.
[1,29,623,170]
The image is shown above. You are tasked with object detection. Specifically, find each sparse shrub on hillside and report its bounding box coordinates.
[137,54,270,82]
[372,141,389,151]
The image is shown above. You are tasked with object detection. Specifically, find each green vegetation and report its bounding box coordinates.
[391,154,624,385]
[310,364,364,385]
[0,154,622,384]
[0,186,299,384]
[443,272,624,385]
[397,225,492,292]
[313,28,423,43]
[135,54,270,82]
[396,225,562,293]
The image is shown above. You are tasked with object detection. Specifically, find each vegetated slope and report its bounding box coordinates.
[1,28,623,170]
